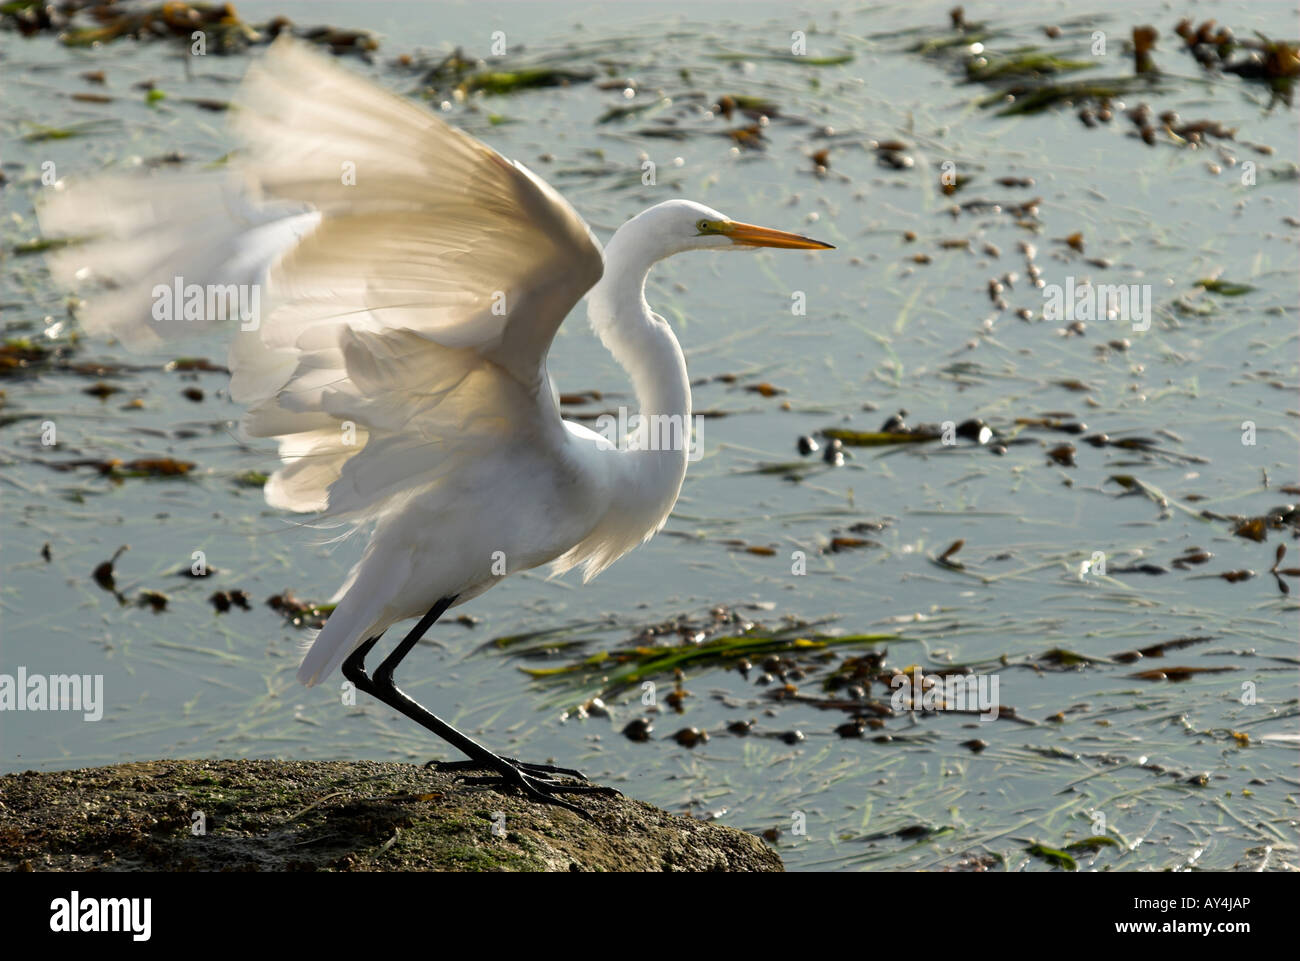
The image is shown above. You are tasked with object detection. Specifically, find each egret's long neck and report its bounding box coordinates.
[587,223,691,427]
[585,219,692,509]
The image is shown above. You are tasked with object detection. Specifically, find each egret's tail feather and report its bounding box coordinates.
[295,542,407,686]
[297,601,386,688]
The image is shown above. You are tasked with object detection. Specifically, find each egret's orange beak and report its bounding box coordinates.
[724,221,834,250]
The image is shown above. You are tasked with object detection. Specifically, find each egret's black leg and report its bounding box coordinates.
[349,596,618,818]
[342,632,383,696]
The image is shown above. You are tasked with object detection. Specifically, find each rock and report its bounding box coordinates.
[0,759,781,872]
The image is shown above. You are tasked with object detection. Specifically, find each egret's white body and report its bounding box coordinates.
[40,40,830,703]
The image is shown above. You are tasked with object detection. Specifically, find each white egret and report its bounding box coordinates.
[40,38,832,815]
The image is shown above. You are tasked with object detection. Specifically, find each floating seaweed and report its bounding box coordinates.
[964,51,1095,83]
[709,50,853,67]
[1129,665,1236,682]
[1198,278,1257,296]
[1024,842,1077,871]
[266,590,335,629]
[410,44,596,96]
[518,615,895,702]
[0,2,380,56]
[1111,636,1214,663]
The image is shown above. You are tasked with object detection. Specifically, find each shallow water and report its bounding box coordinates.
[1,0,1297,870]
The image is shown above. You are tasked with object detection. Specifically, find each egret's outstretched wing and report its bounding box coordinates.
[41,37,603,517]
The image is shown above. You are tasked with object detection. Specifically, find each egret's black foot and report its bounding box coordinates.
[437,756,620,819]
[344,600,618,818]
[425,756,588,780]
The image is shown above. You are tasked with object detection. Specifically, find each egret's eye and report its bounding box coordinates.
[696,219,710,233]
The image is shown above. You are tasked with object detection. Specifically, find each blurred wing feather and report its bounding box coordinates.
[234,39,603,516]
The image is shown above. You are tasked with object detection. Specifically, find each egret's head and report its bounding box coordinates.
[632,199,834,259]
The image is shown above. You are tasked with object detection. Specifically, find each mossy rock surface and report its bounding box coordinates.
[0,759,782,872]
